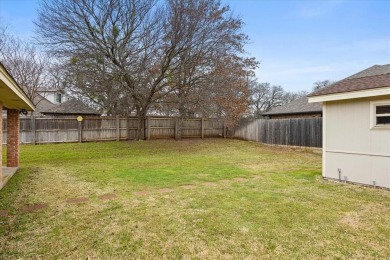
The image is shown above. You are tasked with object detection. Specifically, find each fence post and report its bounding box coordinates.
[174,117,179,140]
[78,120,82,143]
[146,116,151,140]
[116,115,120,141]
[31,115,36,145]
[201,118,204,139]
[223,122,227,138]
[126,117,130,140]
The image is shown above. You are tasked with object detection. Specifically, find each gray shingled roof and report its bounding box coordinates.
[263,96,322,116]
[32,94,56,115]
[42,99,101,116]
[309,64,390,97]
[346,64,390,79]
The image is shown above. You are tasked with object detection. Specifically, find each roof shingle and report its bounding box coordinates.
[42,99,101,116]
[308,64,390,97]
[263,96,322,116]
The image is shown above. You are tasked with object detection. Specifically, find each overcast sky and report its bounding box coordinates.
[1,0,389,92]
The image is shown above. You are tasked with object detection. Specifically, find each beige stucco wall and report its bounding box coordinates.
[323,95,390,188]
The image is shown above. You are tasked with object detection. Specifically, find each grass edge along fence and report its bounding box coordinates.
[2,116,226,144]
[232,118,322,148]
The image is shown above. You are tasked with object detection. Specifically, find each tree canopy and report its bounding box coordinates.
[35,0,258,129]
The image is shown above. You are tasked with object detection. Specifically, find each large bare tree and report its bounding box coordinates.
[35,0,257,137]
[249,82,307,118]
[0,24,49,106]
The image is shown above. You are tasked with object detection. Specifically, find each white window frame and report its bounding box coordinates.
[370,100,390,129]
[55,92,62,104]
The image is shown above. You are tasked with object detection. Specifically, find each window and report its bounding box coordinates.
[371,100,390,128]
[55,93,62,104]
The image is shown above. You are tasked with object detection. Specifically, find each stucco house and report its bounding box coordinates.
[36,87,70,105]
[263,96,322,119]
[308,64,390,189]
[0,62,35,189]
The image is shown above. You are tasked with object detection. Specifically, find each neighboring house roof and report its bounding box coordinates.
[32,94,56,116]
[42,99,101,116]
[0,62,35,111]
[263,96,322,116]
[308,64,390,97]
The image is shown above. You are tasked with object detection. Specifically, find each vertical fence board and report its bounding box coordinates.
[232,118,322,148]
[2,116,224,144]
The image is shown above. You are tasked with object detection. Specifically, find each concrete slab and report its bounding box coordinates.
[0,167,19,190]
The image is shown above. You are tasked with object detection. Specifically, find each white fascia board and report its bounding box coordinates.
[308,87,390,103]
[0,66,35,111]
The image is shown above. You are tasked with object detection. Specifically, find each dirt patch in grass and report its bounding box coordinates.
[233,177,246,181]
[219,179,230,183]
[339,212,361,228]
[66,197,89,204]
[181,185,196,189]
[134,191,149,196]
[0,210,9,217]
[98,194,117,201]
[20,203,47,213]
[158,188,173,193]
[203,182,217,187]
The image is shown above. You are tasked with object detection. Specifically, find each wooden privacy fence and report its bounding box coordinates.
[2,116,225,144]
[232,118,322,148]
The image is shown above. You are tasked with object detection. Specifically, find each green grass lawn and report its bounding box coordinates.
[0,139,389,259]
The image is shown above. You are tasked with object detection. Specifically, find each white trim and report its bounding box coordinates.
[326,150,390,158]
[308,87,390,103]
[370,99,390,129]
[322,103,326,178]
[0,66,35,110]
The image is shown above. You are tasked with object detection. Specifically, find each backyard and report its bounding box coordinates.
[0,139,389,259]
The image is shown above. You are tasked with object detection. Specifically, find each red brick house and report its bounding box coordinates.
[0,62,35,189]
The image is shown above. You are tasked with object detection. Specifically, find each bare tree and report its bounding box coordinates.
[250,82,284,117]
[158,0,257,121]
[313,80,333,92]
[0,19,6,51]
[36,0,257,137]
[250,82,307,118]
[281,90,308,104]
[0,25,49,106]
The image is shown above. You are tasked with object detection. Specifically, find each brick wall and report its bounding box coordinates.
[7,109,20,167]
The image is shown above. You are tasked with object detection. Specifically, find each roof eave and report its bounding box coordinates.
[0,63,35,111]
[308,86,390,103]
[263,110,322,116]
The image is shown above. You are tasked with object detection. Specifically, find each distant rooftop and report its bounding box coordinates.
[309,64,390,97]
[32,94,56,116]
[263,96,322,116]
[42,99,101,116]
